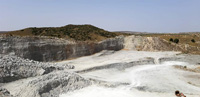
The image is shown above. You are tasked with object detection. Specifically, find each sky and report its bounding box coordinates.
[0,0,200,33]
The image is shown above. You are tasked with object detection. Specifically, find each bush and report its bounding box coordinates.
[173,38,179,44]
[191,39,195,43]
[169,38,173,42]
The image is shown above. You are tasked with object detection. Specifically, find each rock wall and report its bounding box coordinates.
[1,35,198,62]
[0,35,124,62]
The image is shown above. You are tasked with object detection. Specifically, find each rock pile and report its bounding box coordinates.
[0,54,74,83]
[0,88,13,97]
[15,71,91,97]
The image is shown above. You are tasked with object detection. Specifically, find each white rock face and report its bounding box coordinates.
[0,35,124,62]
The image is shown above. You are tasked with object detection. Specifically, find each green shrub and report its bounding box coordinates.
[191,39,195,43]
[173,38,179,44]
[169,38,173,42]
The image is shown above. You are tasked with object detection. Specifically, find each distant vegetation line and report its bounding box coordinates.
[0,31,9,33]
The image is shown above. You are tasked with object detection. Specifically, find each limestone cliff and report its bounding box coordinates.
[0,35,124,62]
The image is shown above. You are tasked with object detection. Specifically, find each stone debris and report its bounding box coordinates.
[0,54,74,83]
[14,71,91,97]
[0,88,13,97]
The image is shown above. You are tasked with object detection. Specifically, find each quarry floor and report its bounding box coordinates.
[2,50,200,97]
[57,50,180,71]
[58,50,200,97]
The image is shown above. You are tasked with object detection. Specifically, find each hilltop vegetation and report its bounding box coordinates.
[1,24,128,41]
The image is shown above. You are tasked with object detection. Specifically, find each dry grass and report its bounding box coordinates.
[142,33,200,47]
[138,33,200,55]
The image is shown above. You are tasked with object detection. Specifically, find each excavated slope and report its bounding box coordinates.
[0,35,123,62]
[0,35,199,62]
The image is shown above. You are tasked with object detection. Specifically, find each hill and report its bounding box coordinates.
[1,24,127,41]
[0,31,9,33]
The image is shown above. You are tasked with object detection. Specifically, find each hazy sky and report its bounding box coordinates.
[1,0,200,33]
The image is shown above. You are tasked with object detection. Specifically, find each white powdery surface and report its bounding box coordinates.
[60,61,200,97]
[60,85,200,97]
[58,50,200,97]
[58,50,180,71]
[60,85,174,97]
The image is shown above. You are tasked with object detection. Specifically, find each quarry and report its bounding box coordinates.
[2,0,200,96]
[0,25,200,97]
